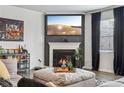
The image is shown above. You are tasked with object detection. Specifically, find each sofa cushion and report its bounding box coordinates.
[0,60,10,80]
[2,58,17,75]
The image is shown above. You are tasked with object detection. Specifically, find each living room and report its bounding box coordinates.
[0,3,124,89]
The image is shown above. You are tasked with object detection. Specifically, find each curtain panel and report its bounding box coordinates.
[92,12,101,71]
[113,6,124,75]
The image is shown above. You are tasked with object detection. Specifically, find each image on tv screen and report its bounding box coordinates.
[46,15,82,35]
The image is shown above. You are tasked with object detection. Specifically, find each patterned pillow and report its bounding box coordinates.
[0,78,12,87]
[0,60,10,80]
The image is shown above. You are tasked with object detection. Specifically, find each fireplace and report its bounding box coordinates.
[53,49,75,67]
[48,42,81,67]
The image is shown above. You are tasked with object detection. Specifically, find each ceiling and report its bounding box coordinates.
[15,5,113,13]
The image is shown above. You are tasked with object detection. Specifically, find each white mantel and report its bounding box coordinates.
[48,42,81,67]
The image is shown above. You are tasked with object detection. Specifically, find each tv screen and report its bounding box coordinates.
[46,15,82,35]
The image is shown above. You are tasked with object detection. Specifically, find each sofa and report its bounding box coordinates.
[1,58,22,87]
[99,77,124,87]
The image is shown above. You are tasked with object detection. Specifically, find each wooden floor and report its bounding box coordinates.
[18,69,123,82]
[92,70,122,81]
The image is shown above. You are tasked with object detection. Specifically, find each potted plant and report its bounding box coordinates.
[73,48,83,68]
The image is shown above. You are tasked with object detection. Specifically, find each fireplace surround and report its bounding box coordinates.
[48,42,81,67]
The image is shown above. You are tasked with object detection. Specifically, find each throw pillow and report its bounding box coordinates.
[0,60,10,80]
[0,78,13,87]
[2,58,17,75]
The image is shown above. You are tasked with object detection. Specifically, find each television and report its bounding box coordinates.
[46,15,82,36]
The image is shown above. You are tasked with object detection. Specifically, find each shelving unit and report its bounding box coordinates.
[17,53,30,72]
[0,49,30,72]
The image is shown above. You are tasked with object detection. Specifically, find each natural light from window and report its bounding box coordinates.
[100,19,114,51]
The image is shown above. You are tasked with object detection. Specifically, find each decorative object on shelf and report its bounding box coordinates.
[0,17,24,41]
[18,45,28,54]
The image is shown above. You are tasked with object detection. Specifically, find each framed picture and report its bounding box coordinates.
[0,17,24,41]
[45,15,82,36]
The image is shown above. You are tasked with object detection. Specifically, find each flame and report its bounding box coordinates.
[59,58,66,65]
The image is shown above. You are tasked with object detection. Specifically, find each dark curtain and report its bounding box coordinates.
[92,12,101,71]
[113,6,124,76]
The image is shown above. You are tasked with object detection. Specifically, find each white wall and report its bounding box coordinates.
[99,10,114,73]
[84,10,114,73]
[0,6,45,69]
[84,13,92,69]
[0,5,114,72]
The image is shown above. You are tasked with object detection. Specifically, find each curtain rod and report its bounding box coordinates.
[85,5,123,14]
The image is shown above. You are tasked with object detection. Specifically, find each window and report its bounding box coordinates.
[100,19,114,51]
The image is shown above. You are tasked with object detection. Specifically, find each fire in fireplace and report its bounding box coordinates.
[58,58,67,67]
